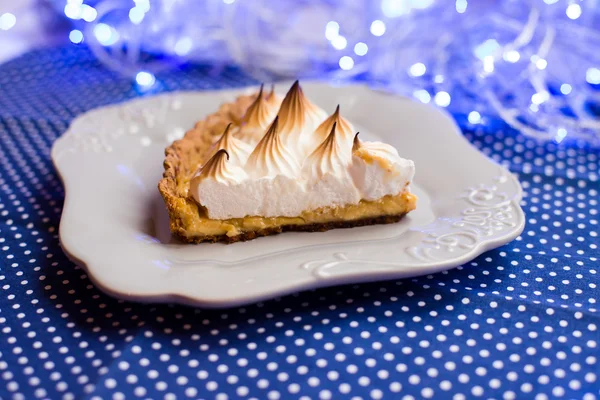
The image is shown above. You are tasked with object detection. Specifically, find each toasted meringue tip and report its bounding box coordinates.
[352,132,361,151]
[285,80,301,97]
[199,148,230,179]
[214,123,232,147]
[334,104,340,116]
[315,122,337,152]
[215,148,229,161]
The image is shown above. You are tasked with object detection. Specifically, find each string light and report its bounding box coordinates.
[535,58,548,70]
[434,91,451,107]
[503,50,520,63]
[129,7,145,24]
[370,20,386,36]
[80,5,97,22]
[174,37,193,56]
[468,111,481,124]
[586,68,600,85]
[413,90,431,103]
[136,71,156,87]
[339,56,354,70]
[531,91,550,105]
[555,128,567,143]
[331,36,347,50]
[566,3,582,19]
[354,42,368,56]
[474,39,500,60]
[0,13,16,31]
[93,23,119,46]
[560,84,572,95]
[409,63,426,77]
[381,0,408,17]
[455,0,468,14]
[64,3,82,19]
[325,21,340,40]
[483,56,494,73]
[69,29,84,44]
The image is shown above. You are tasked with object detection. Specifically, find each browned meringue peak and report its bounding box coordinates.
[209,123,253,165]
[351,131,396,170]
[245,116,300,178]
[303,122,352,179]
[196,149,246,184]
[352,132,361,153]
[266,84,280,107]
[236,85,278,144]
[240,85,270,126]
[276,80,326,142]
[313,105,354,146]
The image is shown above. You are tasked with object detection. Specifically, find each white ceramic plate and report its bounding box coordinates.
[52,82,525,308]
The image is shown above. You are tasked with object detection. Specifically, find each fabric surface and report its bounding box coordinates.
[0,46,599,400]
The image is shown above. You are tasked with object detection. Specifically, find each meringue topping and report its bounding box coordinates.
[189,80,415,220]
[245,116,301,178]
[277,80,328,147]
[303,122,352,180]
[194,149,247,185]
[209,123,253,165]
[311,105,354,154]
[236,85,279,145]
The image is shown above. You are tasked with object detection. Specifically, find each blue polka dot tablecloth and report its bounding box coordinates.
[0,46,599,400]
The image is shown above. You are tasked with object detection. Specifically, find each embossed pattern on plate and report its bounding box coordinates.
[52,82,525,307]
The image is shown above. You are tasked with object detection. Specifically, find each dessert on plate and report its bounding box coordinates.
[159,81,417,243]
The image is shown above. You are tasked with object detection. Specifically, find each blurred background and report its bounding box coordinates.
[0,0,599,146]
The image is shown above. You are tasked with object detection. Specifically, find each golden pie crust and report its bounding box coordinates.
[158,92,417,243]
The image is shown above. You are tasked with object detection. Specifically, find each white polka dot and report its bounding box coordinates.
[339,383,351,394]
[288,384,300,394]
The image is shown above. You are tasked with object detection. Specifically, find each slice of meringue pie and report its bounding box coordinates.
[159,81,417,243]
